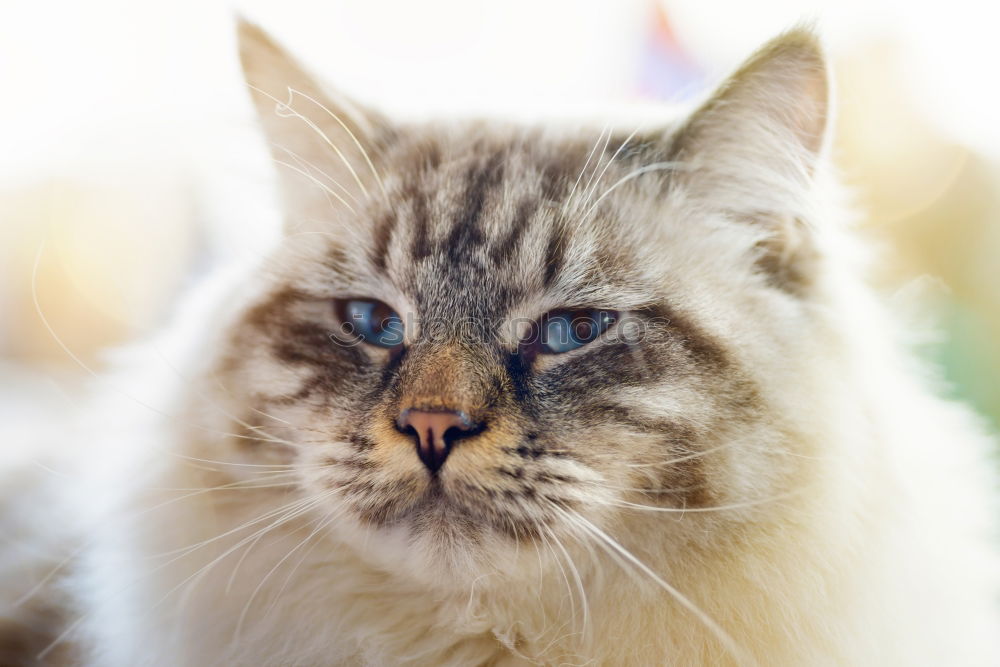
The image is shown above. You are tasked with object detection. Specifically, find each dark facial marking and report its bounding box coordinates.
[542,221,568,288]
[369,210,398,271]
[443,151,505,263]
[234,287,371,410]
[324,245,350,274]
[407,180,433,262]
[490,198,537,265]
[751,216,819,296]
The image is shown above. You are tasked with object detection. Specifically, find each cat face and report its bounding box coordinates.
[217,22,830,580]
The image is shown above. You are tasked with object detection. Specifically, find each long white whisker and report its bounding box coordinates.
[15,470,301,612]
[166,494,331,610]
[288,87,388,200]
[621,440,738,468]
[151,492,313,562]
[597,491,799,515]
[580,161,686,222]
[578,125,643,221]
[148,343,324,449]
[14,543,85,608]
[235,506,343,639]
[273,159,356,213]
[35,494,319,661]
[537,526,574,627]
[544,523,590,640]
[248,84,369,198]
[261,507,342,620]
[562,124,609,217]
[576,126,614,215]
[276,144,359,203]
[145,478,300,494]
[558,508,747,663]
[32,242,316,456]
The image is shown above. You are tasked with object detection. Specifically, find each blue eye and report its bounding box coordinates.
[540,309,617,354]
[337,299,404,349]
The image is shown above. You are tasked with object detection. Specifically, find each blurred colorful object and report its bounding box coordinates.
[637,2,704,101]
[835,41,1000,432]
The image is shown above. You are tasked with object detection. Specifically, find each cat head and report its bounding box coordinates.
[215,20,833,583]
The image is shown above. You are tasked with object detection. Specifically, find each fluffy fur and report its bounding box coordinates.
[2,21,998,666]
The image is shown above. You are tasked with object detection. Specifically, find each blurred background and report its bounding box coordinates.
[1,0,998,442]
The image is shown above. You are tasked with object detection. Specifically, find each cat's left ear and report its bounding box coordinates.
[668,28,830,290]
[237,19,390,228]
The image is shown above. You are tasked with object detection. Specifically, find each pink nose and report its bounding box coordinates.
[397,409,475,473]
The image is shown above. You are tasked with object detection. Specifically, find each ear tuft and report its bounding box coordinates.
[235,18,389,230]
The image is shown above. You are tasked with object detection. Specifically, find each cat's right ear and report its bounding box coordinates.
[237,19,389,228]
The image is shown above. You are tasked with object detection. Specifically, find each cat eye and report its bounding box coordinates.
[335,298,404,349]
[539,309,618,354]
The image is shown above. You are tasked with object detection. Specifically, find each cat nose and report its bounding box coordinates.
[396,409,476,473]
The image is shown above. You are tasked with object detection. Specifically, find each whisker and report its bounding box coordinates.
[146,479,300,493]
[35,494,318,660]
[580,161,686,222]
[562,124,610,217]
[148,343,323,450]
[275,144,359,204]
[537,527,576,631]
[261,507,342,620]
[554,507,747,663]
[235,505,343,639]
[596,483,708,496]
[274,159,356,213]
[597,491,799,515]
[164,493,332,608]
[15,471,303,611]
[166,453,296,469]
[576,126,615,215]
[288,87,389,200]
[31,243,320,457]
[248,84,370,198]
[621,440,740,469]
[149,491,315,561]
[583,124,643,206]
[14,542,86,608]
[543,523,590,640]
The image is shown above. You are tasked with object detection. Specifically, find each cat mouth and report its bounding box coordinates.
[346,475,547,542]
[386,478,476,524]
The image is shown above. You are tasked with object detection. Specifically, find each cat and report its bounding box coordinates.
[2,19,998,666]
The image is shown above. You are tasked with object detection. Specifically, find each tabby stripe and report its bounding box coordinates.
[444,152,504,261]
[370,211,398,270]
[490,198,536,265]
[542,222,567,287]
[408,182,432,261]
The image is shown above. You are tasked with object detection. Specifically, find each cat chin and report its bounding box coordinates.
[320,500,547,590]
